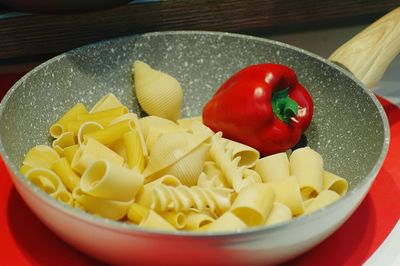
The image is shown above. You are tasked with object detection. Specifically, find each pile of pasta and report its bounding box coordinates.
[20,61,348,232]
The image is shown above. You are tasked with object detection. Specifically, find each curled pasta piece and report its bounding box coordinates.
[268,176,304,216]
[223,138,260,168]
[265,202,292,226]
[255,152,290,183]
[127,203,176,230]
[25,168,72,206]
[231,183,275,226]
[184,211,214,230]
[52,131,75,156]
[80,159,144,202]
[304,190,341,215]
[151,184,232,214]
[64,144,80,164]
[289,147,324,200]
[138,115,177,140]
[134,60,183,121]
[323,171,348,196]
[198,161,229,188]
[51,157,80,192]
[209,133,247,192]
[77,121,104,145]
[143,131,210,184]
[90,93,125,113]
[71,138,124,174]
[206,211,247,232]
[50,103,88,138]
[73,187,132,220]
[23,145,60,170]
[136,175,181,207]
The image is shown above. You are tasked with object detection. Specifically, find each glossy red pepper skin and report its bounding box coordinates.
[202,64,314,156]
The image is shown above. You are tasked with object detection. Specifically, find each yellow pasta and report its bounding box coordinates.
[199,161,229,188]
[289,147,324,200]
[51,157,80,192]
[231,183,275,226]
[90,93,125,113]
[127,203,176,230]
[265,202,292,226]
[184,211,215,230]
[206,211,247,232]
[323,171,348,196]
[146,123,186,153]
[26,168,73,206]
[50,103,88,138]
[176,116,202,127]
[73,187,133,220]
[134,60,183,121]
[52,131,75,156]
[23,145,60,170]
[138,115,177,140]
[268,176,304,216]
[78,106,129,122]
[77,121,104,145]
[83,119,135,146]
[80,159,144,201]
[304,190,341,214]
[223,138,260,168]
[159,211,187,229]
[255,152,290,183]
[123,130,145,172]
[71,138,124,174]
[63,144,80,164]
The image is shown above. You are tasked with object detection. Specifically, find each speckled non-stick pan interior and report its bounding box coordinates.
[0,31,388,190]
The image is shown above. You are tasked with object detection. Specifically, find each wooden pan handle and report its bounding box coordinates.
[329,7,400,89]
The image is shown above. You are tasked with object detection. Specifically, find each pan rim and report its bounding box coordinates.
[0,30,390,238]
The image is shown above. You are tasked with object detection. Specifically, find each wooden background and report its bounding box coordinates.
[0,0,398,62]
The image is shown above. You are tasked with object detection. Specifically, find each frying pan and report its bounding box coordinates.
[0,7,398,266]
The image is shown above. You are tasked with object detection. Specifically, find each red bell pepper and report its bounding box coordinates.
[202,63,313,156]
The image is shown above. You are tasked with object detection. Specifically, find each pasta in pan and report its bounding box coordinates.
[21,64,349,232]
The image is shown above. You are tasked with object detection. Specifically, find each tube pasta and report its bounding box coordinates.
[134,60,183,121]
[206,211,247,232]
[265,202,292,226]
[51,157,80,192]
[50,103,88,138]
[25,168,73,205]
[23,145,60,170]
[77,121,104,145]
[231,183,275,226]
[159,211,187,229]
[81,159,144,202]
[83,119,135,146]
[184,211,214,230]
[289,147,324,199]
[268,176,304,216]
[123,130,145,172]
[90,93,125,113]
[304,190,341,214]
[138,210,177,231]
[223,138,260,168]
[63,144,80,164]
[255,152,290,183]
[323,171,348,196]
[52,131,75,156]
[151,184,232,214]
[71,138,124,174]
[73,187,132,220]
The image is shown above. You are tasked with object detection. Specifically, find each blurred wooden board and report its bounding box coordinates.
[0,0,398,61]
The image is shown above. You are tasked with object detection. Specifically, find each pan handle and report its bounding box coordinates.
[329,7,400,89]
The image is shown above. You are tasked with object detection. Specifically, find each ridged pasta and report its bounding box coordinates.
[151,184,232,214]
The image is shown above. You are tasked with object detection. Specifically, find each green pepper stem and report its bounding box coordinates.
[272,89,299,124]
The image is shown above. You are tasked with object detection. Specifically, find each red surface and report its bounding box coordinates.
[1,74,400,265]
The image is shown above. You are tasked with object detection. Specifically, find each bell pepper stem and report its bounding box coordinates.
[272,88,299,124]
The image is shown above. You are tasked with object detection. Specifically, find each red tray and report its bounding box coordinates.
[1,73,400,265]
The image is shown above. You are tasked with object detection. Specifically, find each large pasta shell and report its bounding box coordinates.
[146,123,187,153]
[133,61,183,121]
[138,116,177,140]
[143,131,210,183]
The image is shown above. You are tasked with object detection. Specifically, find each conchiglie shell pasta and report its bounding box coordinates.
[133,60,183,121]
[146,123,186,153]
[143,131,210,184]
[138,116,177,139]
